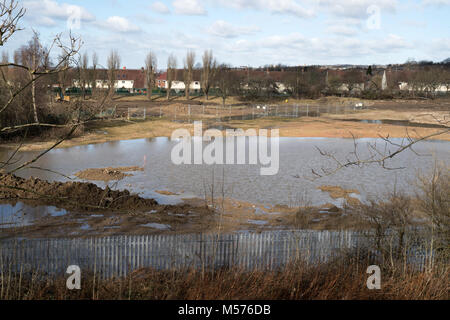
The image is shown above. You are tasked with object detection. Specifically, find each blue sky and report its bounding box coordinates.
[4,0,450,69]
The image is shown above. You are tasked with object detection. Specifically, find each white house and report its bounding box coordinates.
[156,72,201,91]
[165,80,201,92]
[73,79,135,89]
[398,82,449,92]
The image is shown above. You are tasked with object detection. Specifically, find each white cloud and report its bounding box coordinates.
[173,0,207,15]
[216,0,315,18]
[326,25,358,36]
[225,32,414,64]
[325,18,361,36]
[208,20,260,38]
[23,0,95,26]
[98,16,141,33]
[317,0,398,18]
[422,0,450,6]
[152,1,171,14]
[369,34,413,52]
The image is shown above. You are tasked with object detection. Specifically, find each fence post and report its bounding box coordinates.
[127,107,130,120]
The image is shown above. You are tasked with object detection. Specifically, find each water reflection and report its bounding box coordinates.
[1,137,449,207]
[0,203,67,228]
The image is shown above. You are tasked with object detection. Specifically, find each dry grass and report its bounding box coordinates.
[1,257,448,300]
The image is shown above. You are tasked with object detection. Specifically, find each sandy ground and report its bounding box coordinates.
[74,166,144,181]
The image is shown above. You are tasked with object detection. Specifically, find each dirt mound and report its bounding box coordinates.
[318,185,361,206]
[75,166,144,181]
[0,173,157,211]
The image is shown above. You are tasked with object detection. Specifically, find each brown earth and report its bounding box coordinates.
[318,185,361,207]
[2,97,449,152]
[0,173,157,211]
[0,173,372,239]
[74,166,144,181]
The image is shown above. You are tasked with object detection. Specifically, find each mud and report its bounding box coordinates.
[0,174,369,239]
[155,190,180,196]
[318,185,361,206]
[74,166,144,181]
[0,173,157,211]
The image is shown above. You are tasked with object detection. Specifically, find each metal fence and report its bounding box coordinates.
[0,230,430,279]
[98,103,366,122]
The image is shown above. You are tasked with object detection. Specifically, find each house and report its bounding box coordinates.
[71,67,146,91]
[156,72,201,92]
[398,82,448,92]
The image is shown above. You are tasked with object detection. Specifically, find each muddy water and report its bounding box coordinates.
[1,137,449,207]
[0,203,67,228]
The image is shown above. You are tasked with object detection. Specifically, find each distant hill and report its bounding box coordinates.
[442,58,450,64]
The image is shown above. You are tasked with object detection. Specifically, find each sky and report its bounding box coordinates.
[4,0,450,69]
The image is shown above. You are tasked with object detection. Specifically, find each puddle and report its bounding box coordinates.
[80,223,90,230]
[247,219,269,225]
[104,226,120,229]
[168,212,186,217]
[253,207,281,215]
[0,203,67,229]
[140,223,171,230]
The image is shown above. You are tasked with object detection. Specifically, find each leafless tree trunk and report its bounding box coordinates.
[201,50,216,101]
[79,52,89,99]
[183,50,195,100]
[107,49,120,99]
[31,52,38,122]
[166,54,176,101]
[145,51,157,100]
[217,64,234,107]
[91,52,98,96]
[26,32,42,123]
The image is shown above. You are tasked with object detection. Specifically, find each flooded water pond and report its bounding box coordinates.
[1,137,449,208]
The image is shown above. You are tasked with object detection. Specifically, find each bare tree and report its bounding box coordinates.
[0,0,25,46]
[145,51,157,100]
[107,49,120,98]
[309,126,449,181]
[166,53,177,100]
[57,49,70,99]
[90,51,98,96]
[78,52,89,99]
[183,50,195,100]
[1,50,7,63]
[19,31,48,123]
[201,50,217,101]
[216,64,235,107]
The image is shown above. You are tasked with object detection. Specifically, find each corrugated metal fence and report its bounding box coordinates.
[0,230,429,279]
